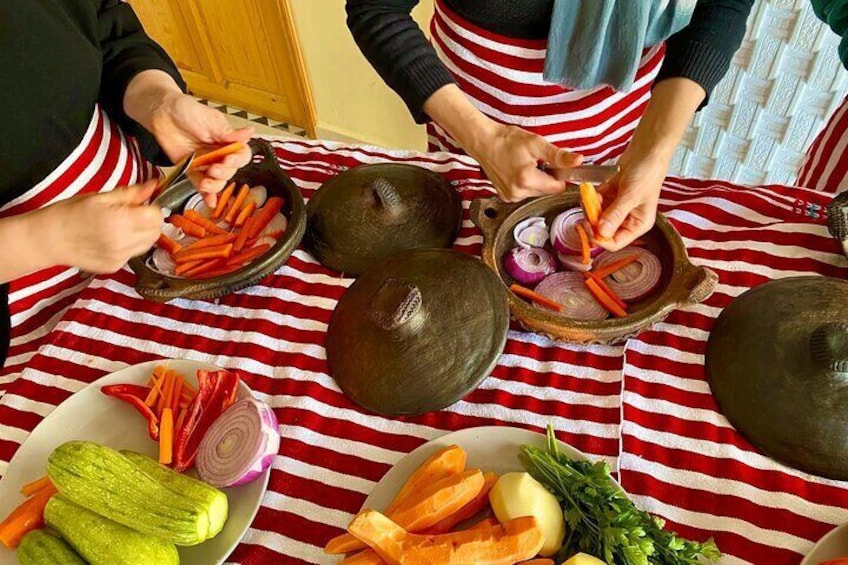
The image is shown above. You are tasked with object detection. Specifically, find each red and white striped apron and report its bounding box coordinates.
[797,94,848,193]
[428,0,666,163]
[0,105,156,385]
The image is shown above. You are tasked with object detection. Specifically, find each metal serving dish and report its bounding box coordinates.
[470,192,717,344]
[129,139,306,303]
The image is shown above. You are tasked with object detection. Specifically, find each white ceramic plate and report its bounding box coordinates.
[801,523,848,565]
[0,359,270,565]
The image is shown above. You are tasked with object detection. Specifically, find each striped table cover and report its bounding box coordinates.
[0,138,846,565]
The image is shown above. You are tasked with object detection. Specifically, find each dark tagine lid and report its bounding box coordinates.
[326,248,509,416]
[304,163,462,276]
[706,276,848,480]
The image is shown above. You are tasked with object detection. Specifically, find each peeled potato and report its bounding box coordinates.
[488,472,565,556]
[563,553,607,565]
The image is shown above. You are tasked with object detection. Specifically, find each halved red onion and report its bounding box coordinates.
[594,247,662,301]
[513,217,548,248]
[249,185,267,208]
[184,193,215,218]
[557,253,592,272]
[535,272,608,320]
[503,247,557,285]
[197,398,280,488]
[261,213,287,237]
[550,209,602,257]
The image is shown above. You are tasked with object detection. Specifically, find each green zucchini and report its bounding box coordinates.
[47,440,210,545]
[17,529,86,565]
[44,495,179,565]
[122,449,228,537]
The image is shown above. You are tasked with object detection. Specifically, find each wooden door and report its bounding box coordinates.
[129,0,317,137]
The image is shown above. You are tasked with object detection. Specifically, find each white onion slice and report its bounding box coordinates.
[261,213,287,237]
[254,236,278,249]
[535,272,608,321]
[594,247,662,301]
[513,216,548,248]
[150,247,177,275]
[184,193,215,218]
[557,253,593,272]
[249,186,267,208]
[160,223,183,241]
[196,398,280,488]
[550,208,602,257]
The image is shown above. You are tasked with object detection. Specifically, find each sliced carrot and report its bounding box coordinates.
[234,199,257,228]
[159,408,174,465]
[583,271,627,311]
[233,216,256,253]
[183,258,228,279]
[180,233,236,254]
[144,373,164,408]
[509,284,563,313]
[246,197,284,239]
[225,243,271,269]
[168,214,206,239]
[592,254,640,280]
[174,259,204,276]
[575,224,591,265]
[225,184,250,224]
[386,445,467,515]
[170,375,184,412]
[212,181,236,219]
[585,277,628,318]
[338,550,386,565]
[189,142,246,170]
[265,230,284,240]
[157,234,182,256]
[195,265,242,279]
[174,243,233,264]
[19,476,50,497]
[157,371,173,418]
[579,182,602,228]
[184,210,228,235]
[0,483,57,548]
[422,471,498,534]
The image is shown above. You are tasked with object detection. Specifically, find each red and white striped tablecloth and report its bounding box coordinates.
[1,138,846,564]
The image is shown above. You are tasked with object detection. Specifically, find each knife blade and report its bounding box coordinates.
[537,163,619,184]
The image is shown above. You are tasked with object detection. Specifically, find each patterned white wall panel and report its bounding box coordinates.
[667,0,848,185]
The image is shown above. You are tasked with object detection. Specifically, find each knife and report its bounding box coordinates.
[537,163,619,184]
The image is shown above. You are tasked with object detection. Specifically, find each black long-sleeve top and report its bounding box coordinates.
[0,0,185,205]
[346,0,755,123]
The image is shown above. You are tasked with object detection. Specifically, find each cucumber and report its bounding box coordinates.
[47,440,210,545]
[17,530,86,565]
[122,450,229,537]
[44,495,179,565]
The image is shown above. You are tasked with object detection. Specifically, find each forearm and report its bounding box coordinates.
[123,69,183,134]
[628,78,705,161]
[423,84,497,156]
[0,212,58,283]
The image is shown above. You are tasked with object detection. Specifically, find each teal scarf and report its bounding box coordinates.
[811,0,848,69]
[545,0,697,92]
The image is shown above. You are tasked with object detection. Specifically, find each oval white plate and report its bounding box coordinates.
[801,523,848,565]
[0,359,270,565]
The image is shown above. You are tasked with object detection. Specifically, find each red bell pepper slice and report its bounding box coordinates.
[101,384,160,440]
[173,370,239,472]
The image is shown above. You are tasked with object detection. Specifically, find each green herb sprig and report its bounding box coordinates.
[520,426,721,565]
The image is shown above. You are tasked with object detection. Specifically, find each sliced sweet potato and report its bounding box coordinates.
[522,560,555,565]
[466,516,500,531]
[423,471,497,534]
[348,509,544,565]
[338,550,387,565]
[386,445,466,514]
[325,469,484,555]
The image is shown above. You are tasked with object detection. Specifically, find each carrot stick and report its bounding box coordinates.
[509,284,563,312]
[157,234,182,256]
[168,214,206,239]
[225,184,250,224]
[184,210,227,235]
[246,197,284,239]
[174,260,205,276]
[579,182,602,228]
[583,271,627,311]
[585,277,628,318]
[159,408,174,465]
[0,483,57,548]
[265,230,284,240]
[19,477,50,497]
[575,224,591,265]
[233,216,256,253]
[189,142,246,170]
[156,371,172,418]
[170,375,184,412]
[234,199,257,228]
[212,181,236,219]
[144,372,164,407]
[225,243,271,268]
[179,233,236,254]
[196,266,242,279]
[174,243,233,264]
[593,254,639,280]
[183,258,228,279]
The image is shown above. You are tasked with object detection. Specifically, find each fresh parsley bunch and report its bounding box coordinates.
[520,426,721,565]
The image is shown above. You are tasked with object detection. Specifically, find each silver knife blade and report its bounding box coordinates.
[537,163,619,184]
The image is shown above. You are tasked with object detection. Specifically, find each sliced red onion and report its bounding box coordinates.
[594,247,662,301]
[197,398,279,488]
[513,217,548,249]
[249,186,267,208]
[503,247,557,285]
[535,272,608,321]
[261,213,287,237]
[550,209,602,257]
[557,253,592,272]
[184,193,215,218]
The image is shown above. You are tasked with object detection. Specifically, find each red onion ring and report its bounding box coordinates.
[513,217,549,248]
[535,272,608,320]
[594,247,662,301]
[550,209,602,257]
[557,253,592,272]
[503,247,557,285]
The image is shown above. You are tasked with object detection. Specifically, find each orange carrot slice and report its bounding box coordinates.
[145,372,165,408]
[234,199,257,228]
[184,210,227,235]
[233,216,256,253]
[180,233,236,254]
[212,181,236,219]
[423,471,498,534]
[509,284,563,313]
[168,214,206,239]
[593,254,639,280]
[174,243,233,264]
[575,224,591,265]
[579,182,602,228]
[159,408,174,465]
[225,184,250,224]
[19,477,50,498]
[157,234,182,256]
[196,266,242,279]
[183,258,227,279]
[246,197,284,239]
[225,243,271,269]
[583,271,627,311]
[585,277,627,318]
[189,142,246,170]
[386,445,467,515]
[0,483,56,548]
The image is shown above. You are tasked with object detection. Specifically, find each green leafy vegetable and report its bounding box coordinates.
[520,426,720,565]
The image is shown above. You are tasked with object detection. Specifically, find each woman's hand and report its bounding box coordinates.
[124,70,253,206]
